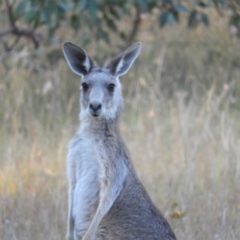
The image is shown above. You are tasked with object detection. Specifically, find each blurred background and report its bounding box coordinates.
[0,0,240,239]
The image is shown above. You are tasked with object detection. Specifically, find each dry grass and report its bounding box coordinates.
[1,15,240,240]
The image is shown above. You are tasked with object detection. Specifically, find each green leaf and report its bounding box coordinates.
[46,0,57,12]
[14,2,29,19]
[201,13,209,26]
[48,25,58,41]
[230,14,240,26]
[135,0,148,10]
[50,37,59,45]
[188,10,197,28]
[159,12,169,28]
[82,33,91,47]
[41,7,51,24]
[55,5,65,21]
[89,1,98,21]
[199,1,208,8]
[159,11,176,27]
[98,30,110,43]
[79,0,88,11]
[145,0,158,11]
[120,31,126,40]
[59,1,69,11]
[193,0,199,7]
[109,6,120,20]
[172,9,179,22]
[24,9,38,22]
[167,12,176,24]
[213,0,218,7]
[175,4,188,13]
[106,19,117,32]
[70,15,81,31]
[163,0,172,5]
[218,0,225,4]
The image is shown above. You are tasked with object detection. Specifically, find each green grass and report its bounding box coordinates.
[1,15,240,239]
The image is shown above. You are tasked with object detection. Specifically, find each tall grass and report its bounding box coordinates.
[1,17,240,239]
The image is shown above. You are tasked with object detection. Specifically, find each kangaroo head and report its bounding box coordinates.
[63,42,142,120]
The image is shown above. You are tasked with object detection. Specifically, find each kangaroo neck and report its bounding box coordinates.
[79,115,120,138]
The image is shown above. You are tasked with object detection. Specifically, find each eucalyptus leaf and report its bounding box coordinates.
[79,0,88,11]
[24,9,38,22]
[162,0,172,5]
[15,2,29,18]
[175,4,188,13]
[59,1,70,11]
[106,19,117,32]
[89,1,98,21]
[201,13,209,26]
[41,7,51,24]
[135,0,148,10]
[188,10,197,28]
[109,6,120,20]
[70,14,81,31]
[159,11,176,27]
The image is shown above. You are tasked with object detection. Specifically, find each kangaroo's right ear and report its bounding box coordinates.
[63,42,94,77]
[105,42,142,77]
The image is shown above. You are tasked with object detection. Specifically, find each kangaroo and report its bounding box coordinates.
[63,42,177,240]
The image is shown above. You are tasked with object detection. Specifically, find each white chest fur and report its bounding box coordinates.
[67,133,107,236]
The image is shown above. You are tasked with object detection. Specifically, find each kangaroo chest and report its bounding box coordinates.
[76,135,107,180]
[71,134,109,226]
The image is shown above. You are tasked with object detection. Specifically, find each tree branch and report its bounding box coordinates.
[5,0,16,29]
[125,4,142,46]
[0,27,42,51]
[1,0,42,51]
[13,28,40,48]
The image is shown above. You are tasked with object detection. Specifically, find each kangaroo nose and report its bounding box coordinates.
[89,101,102,112]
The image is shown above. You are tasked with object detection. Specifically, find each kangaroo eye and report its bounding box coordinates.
[81,82,89,92]
[107,83,115,93]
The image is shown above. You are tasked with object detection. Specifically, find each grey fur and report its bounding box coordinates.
[63,42,177,240]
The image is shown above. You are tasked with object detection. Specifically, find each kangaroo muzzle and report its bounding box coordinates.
[88,100,102,117]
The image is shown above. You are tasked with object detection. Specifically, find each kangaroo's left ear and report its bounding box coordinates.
[63,42,95,77]
[105,42,142,77]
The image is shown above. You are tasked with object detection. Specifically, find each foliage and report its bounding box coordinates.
[0,0,239,55]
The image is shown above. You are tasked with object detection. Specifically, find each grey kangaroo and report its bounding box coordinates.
[63,42,177,240]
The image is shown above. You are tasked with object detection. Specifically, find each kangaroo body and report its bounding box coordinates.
[63,42,177,240]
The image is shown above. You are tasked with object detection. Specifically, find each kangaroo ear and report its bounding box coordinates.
[105,42,142,77]
[63,42,94,77]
